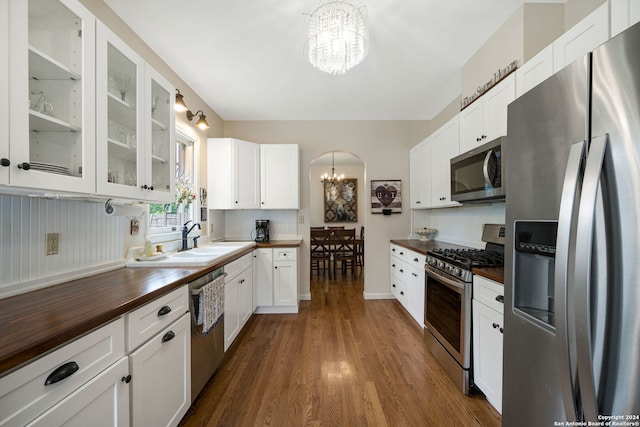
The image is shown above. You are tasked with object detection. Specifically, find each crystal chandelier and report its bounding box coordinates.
[305,1,369,76]
[321,152,345,183]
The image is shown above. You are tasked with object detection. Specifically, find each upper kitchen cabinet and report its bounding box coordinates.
[96,22,175,203]
[409,137,431,209]
[207,138,260,210]
[459,73,515,154]
[516,44,554,97]
[430,115,460,208]
[6,0,96,193]
[611,0,640,37]
[260,144,299,209]
[0,0,8,185]
[553,3,609,73]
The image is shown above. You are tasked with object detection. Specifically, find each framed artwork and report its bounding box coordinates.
[324,179,357,222]
[371,180,402,214]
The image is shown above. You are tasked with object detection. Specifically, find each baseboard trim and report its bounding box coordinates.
[363,291,394,300]
[299,293,311,301]
[254,305,299,314]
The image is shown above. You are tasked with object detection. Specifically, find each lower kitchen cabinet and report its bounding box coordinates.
[224,252,254,351]
[472,275,504,414]
[130,313,191,427]
[26,357,130,427]
[389,244,425,327]
[254,247,299,314]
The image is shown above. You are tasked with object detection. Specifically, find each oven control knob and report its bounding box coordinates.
[453,267,461,277]
[445,264,453,274]
[437,260,444,269]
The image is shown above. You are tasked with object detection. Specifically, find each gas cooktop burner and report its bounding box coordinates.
[428,248,504,270]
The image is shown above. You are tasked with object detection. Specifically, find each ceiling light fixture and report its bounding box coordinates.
[305,0,369,76]
[175,89,210,129]
[321,152,344,183]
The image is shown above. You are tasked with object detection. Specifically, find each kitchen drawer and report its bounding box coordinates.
[126,285,189,351]
[390,256,408,280]
[0,318,125,427]
[473,275,504,314]
[273,247,296,262]
[406,249,425,269]
[225,252,253,280]
[390,244,408,262]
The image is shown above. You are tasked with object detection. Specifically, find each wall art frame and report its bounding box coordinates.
[371,180,402,214]
[324,178,357,222]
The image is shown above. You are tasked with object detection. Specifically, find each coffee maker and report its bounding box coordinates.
[255,220,270,242]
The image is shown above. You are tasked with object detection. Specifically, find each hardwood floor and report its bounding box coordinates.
[179,271,501,426]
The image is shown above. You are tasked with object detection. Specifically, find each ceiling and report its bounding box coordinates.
[103,0,565,121]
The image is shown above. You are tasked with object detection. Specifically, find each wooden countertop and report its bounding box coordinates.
[390,239,469,256]
[472,267,505,284]
[0,245,260,376]
[256,239,302,248]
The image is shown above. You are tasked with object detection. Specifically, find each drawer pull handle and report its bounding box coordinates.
[157,305,171,316]
[161,331,175,343]
[121,375,132,384]
[413,258,419,262]
[45,361,79,386]
[499,327,504,334]
[495,295,504,303]
[492,323,500,329]
[412,273,418,277]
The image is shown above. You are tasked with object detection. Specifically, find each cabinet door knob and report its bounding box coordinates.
[0,158,9,167]
[412,273,418,277]
[416,201,421,204]
[399,269,404,273]
[148,185,154,191]
[121,375,132,384]
[495,295,504,303]
[235,201,238,204]
[274,266,278,269]
[476,137,481,142]
[161,330,175,343]
[157,305,171,316]
[492,323,499,329]
[261,201,264,204]
[482,135,487,139]
[499,327,504,334]
[413,258,419,262]
[392,284,396,288]
[141,184,148,190]
[400,291,404,295]
[17,162,31,170]
[45,361,79,386]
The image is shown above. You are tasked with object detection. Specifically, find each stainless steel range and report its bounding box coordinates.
[424,224,504,394]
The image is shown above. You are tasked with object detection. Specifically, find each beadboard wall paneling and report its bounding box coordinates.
[0,195,124,294]
[224,210,298,241]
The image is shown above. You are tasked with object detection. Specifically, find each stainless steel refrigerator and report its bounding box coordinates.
[504,22,640,425]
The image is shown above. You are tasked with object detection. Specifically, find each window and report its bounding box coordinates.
[149,129,196,232]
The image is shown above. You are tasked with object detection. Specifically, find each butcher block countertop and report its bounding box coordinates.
[0,239,302,377]
[471,267,505,284]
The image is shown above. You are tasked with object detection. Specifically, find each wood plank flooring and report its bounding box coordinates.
[179,271,501,426]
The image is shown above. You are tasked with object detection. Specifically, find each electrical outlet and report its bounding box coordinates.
[298,215,304,224]
[46,233,59,255]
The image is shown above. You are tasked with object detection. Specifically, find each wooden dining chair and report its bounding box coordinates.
[356,226,364,268]
[332,228,357,277]
[310,229,332,277]
[327,225,345,230]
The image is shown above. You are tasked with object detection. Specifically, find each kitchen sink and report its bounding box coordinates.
[126,241,256,267]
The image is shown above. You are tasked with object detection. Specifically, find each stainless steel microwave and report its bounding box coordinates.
[450,136,505,203]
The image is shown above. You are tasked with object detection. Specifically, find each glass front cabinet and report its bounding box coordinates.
[96,23,175,203]
[7,0,96,193]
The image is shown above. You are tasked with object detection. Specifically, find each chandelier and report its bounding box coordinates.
[321,152,345,183]
[305,1,369,75]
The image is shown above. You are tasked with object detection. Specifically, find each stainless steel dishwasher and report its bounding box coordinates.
[189,268,225,401]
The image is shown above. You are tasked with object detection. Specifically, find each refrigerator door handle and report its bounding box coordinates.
[574,134,609,421]
[555,140,586,421]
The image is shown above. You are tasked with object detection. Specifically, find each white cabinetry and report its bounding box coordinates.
[126,286,190,427]
[208,138,260,209]
[459,74,515,154]
[223,252,254,351]
[260,144,299,209]
[254,247,299,314]
[6,0,96,193]
[130,313,190,427]
[516,44,554,97]
[0,318,126,426]
[553,3,609,73]
[430,115,460,207]
[472,275,504,414]
[0,0,9,185]
[409,139,431,208]
[96,22,175,203]
[611,0,640,37]
[389,244,424,327]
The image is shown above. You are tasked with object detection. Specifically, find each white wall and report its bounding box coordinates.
[0,195,126,297]
[223,210,299,241]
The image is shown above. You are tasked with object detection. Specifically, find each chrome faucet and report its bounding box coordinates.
[180,220,201,251]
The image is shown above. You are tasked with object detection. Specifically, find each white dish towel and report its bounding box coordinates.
[197,274,225,335]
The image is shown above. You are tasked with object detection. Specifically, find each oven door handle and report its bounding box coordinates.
[425,266,465,294]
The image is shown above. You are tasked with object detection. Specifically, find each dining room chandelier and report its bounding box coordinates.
[305,1,369,75]
[321,152,345,183]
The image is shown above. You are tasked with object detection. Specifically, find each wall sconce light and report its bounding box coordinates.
[175,89,210,129]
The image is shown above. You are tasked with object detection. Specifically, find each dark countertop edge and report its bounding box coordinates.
[390,239,470,256]
[0,246,262,376]
[471,267,505,285]
[256,239,302,248]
